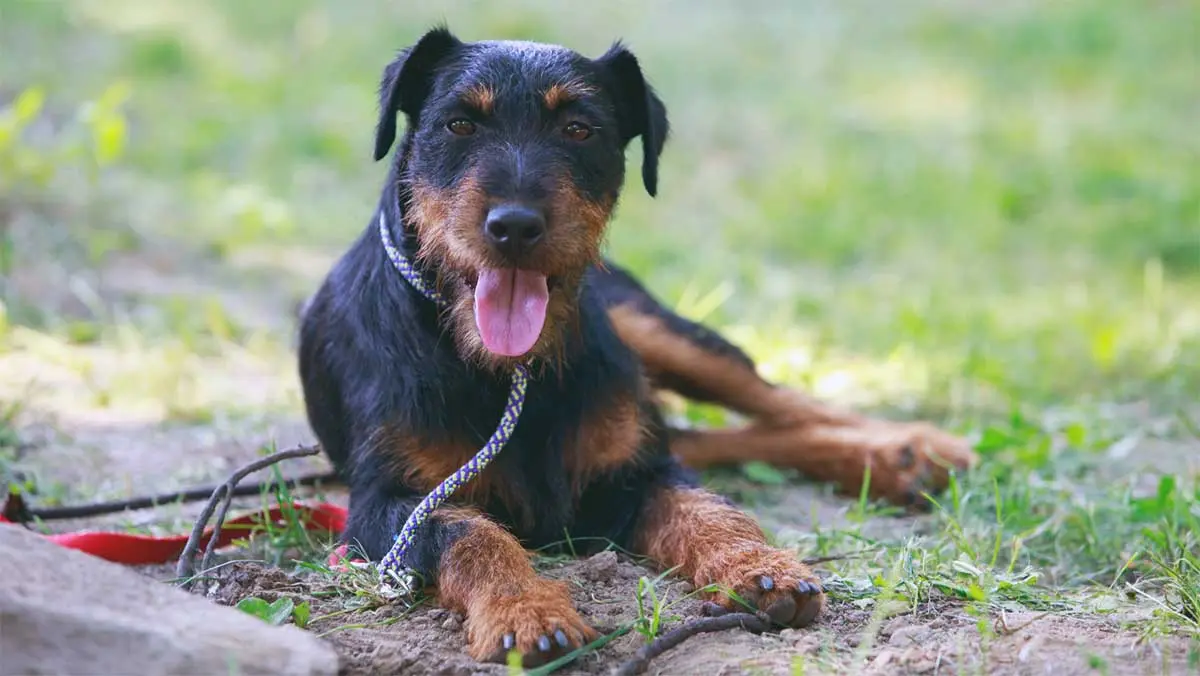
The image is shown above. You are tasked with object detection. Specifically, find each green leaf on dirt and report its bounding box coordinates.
[741,461,788,485]
[292,601,311,629]
[236,596,295,626]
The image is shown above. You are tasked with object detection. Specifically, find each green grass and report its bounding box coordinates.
[798,409,1200,641]
[1,0,1198,655]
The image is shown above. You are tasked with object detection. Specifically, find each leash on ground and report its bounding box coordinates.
[1,445,348,571]
[2,464,338,524]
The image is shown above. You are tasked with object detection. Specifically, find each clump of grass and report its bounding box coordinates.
[800,407,1199,641]
[219,446,337,567]
[1125,475,1200,639]
[293,556,429,638]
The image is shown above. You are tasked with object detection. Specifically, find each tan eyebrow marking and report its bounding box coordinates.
[543,79,597,110]
[462,84,495,114]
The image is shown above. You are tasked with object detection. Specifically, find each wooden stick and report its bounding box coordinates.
[174,446,320,585]
[614,611,773,676]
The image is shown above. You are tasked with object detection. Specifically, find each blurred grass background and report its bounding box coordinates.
[1,0,1197,431]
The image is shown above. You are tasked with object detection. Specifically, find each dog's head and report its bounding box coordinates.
[374,27,668,368]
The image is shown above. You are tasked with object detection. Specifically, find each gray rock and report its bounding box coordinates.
[579,550,618,582]
[0,524,339,676]
[881,613,912,637]
[888,623,934,647]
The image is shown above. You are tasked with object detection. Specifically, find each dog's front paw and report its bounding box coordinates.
[465,580,598,666]
[699,546,825,628]
[860,421,978,507]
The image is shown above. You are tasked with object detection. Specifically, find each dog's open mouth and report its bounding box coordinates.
[472,268,550,357]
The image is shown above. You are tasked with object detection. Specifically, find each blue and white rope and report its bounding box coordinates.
[376,211,530,590]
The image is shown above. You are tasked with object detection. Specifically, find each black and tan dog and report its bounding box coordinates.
[298,26,976,665]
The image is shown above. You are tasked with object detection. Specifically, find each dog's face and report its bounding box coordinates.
[374,28,668,368]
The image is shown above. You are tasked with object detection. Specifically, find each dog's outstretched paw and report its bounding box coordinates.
[465,580,598,666]
[857,422,978,508]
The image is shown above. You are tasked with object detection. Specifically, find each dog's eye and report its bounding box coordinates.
[563,121,592,142]
[447,119,476,136]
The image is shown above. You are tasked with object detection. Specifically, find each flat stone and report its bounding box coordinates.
[888,623,934,647]
[0,524,339,676]
[578,550,618,582]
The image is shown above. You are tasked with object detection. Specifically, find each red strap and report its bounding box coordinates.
[0,502,348,566]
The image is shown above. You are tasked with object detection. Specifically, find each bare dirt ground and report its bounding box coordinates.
[15,411,1191,676]
[130,552,1190,676]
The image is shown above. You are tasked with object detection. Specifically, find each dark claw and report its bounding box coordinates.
[701,601,729,617]
[502,633,515,651]
[760,575,775,591]
[897,444,916,469]
[537,635,552,653]
[796,580,822,596]
[554,629,569,648]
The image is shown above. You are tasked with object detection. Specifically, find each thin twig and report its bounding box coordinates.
[199,485,238,575]
[174,446,320,585]
[801,553,862,565]
[993,610,1048,636]
[614,611,773,676]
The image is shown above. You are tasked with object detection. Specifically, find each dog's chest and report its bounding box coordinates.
[419,365,634,546]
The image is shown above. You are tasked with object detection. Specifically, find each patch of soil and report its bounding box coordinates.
[188,557,1195,676]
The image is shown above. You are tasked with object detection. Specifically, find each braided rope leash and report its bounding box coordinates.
[375,212,531,592]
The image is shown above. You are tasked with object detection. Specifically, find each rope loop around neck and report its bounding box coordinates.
[378,211,445,306]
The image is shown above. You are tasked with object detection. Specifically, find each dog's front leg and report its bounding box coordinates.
[342,486,596,665]
[632,485,825,627]
[434,509,598,663]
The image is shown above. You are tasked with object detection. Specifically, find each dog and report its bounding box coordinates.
[297,26,977,665]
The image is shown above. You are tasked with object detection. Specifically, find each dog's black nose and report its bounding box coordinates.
[484,205,545,257]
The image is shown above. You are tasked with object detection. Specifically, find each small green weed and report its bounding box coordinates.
[1126,475,1200,638]
[235,596,310,628]
[631,565,733,644]
[633,569,678,642]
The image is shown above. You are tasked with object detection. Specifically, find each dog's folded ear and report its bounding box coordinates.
[596,43,670,197]
[374,26,462,161]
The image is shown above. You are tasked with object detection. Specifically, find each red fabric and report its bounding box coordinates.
[0,502,348,566]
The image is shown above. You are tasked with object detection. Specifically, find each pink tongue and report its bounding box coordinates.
[473,269,550,357]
